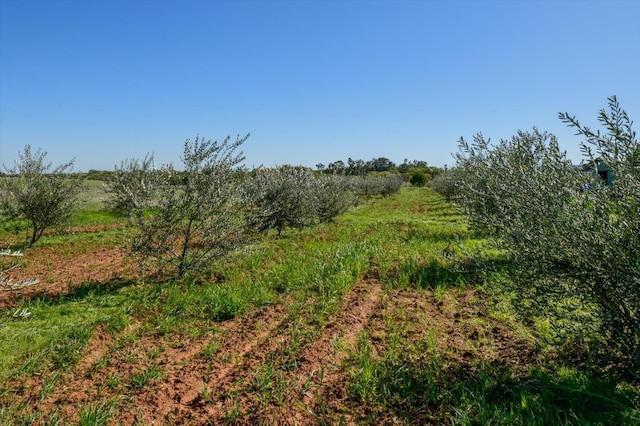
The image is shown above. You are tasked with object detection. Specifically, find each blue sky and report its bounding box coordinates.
[1,0,639,172]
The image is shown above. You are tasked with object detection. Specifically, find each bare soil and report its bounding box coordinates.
[0,225,134,309]
[2,229,539,424]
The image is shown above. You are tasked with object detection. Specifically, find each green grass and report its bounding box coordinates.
[350,352,639,424]
[128,364,165,389]
[346,291,639,425]
[0,186,637,424]
[0,280,140,379]
[77,398,118,426]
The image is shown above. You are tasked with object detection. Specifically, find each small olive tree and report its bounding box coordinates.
[454,97,639,370]
[354,174,403,198]
[130,134,252,279]
[0,145,83,247]
[312,174,354,223]
[104,153,161,215]
[244,166,317,236]
[429,167,464,200]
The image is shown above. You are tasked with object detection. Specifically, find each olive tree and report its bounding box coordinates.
[0,145,83,247]
[244,166,317,236]
[429,167,464,200]
[244,168,355,236]
[354,174,403,198]
[454,97,639,370]
[130,134,252,280]
[312,174,354,223]
[104,153,161,215]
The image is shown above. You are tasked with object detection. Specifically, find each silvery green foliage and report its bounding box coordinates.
[312,174,354,223]
[353,175,381,197]
[0,145,83,247]
[429,167,464,200]
[0,249,39,291]
[380,174,403,197]
[354,174,403,198]
[130,134,252,279]
[244,166,317,236]
[455,97,639,369]
[103,153,161,215]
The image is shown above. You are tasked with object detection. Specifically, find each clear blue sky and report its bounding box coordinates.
[1,0,639,172]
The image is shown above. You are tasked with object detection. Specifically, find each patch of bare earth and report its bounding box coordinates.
[284,280,384,424]
[26,299,294,424]
[194,279,386,425]
[0,226,135,309]
[16,279,384,425]
[124,301,295,425]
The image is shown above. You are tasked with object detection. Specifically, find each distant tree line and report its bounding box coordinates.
[317,157,440,176]
[315,157,443,189]
[69,157,445,188]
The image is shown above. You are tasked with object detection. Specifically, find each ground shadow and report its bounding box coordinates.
[351,355,639,425]
[11,276,140,308]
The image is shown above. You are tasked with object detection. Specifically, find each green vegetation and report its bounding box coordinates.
[312,173,354,223]
[0,145,84,247]
[129,134,253,279]
[317,156,442,180]
[0,185,637,423]
[244,166,354,236]
[103,153,160,215]
[409,169,427,187]
[452,97,640,371]
[0,107,638,422]
[244,166,320,236]
[353,173,403,197]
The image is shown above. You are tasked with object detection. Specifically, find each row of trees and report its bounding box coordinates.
[0,156,442,185]
[4,98,635,374]
[317,156,442,181]
[1,137,405,280]
[435,96,639,372]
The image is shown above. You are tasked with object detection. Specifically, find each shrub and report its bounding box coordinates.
[409,170,427,187]
[429,167,464,200]
[381,174,403,197]
[103,153,161,215]
[312,174,354,223]
[244,166,317,236]
[354,174,403,198]
[454,97,639,371]
[0,145,83,247]
[130,134,252,280]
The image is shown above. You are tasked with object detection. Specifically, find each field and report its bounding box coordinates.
[0,185,638,424]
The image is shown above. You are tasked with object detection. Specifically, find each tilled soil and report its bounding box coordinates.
[0,225,133,309]
[1,230,538,424]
